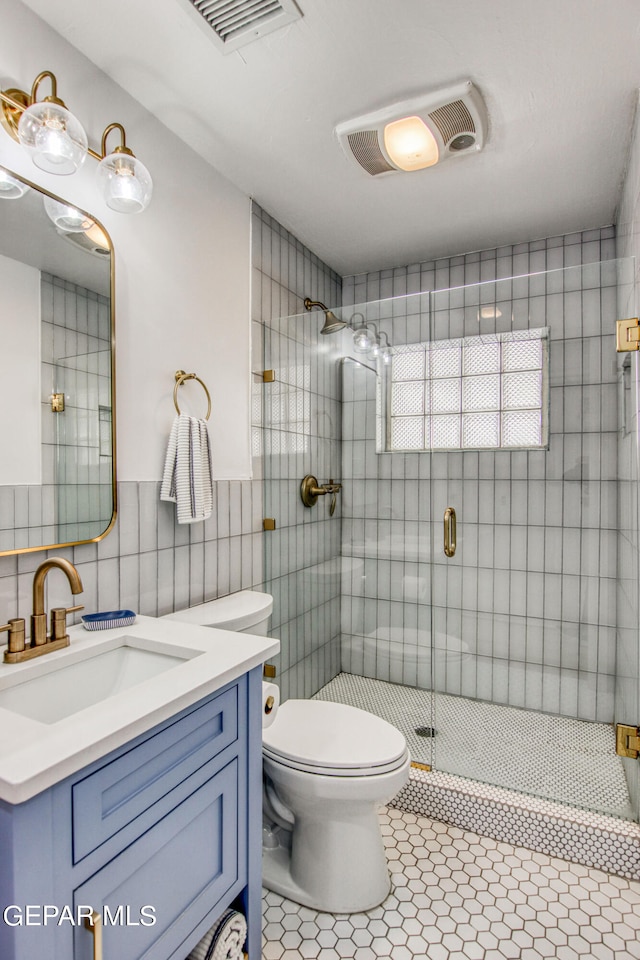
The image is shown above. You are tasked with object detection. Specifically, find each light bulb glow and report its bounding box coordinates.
[44,195,92,232]
[353,328,372,353]
[97,151,153,213]
[18,101,87,175]
[383,116,439,172]
[0,170,29,199]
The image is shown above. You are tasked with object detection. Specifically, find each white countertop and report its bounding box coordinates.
[0,615,279,804]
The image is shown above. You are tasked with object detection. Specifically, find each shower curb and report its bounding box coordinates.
[394,766,640,881]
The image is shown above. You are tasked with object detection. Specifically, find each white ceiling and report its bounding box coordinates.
[19,0,640,276]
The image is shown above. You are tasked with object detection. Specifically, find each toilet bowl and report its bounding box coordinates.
[164,590,411,913]
[263,699,410,912]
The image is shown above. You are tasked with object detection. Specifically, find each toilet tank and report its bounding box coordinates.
[163,590,273,635]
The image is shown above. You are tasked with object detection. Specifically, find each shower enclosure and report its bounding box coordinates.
[262,256,640,824]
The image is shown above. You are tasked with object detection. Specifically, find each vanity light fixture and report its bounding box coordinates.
[43,195,93,233]
[0,168,29,199]
[0,71,153,213]
[370,329,392,364]
[13,71,87,175]
[350,317,392,363]
[97,123,152,213]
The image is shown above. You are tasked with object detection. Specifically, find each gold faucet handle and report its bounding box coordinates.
[50,605,84,643]
[0,618,26,654]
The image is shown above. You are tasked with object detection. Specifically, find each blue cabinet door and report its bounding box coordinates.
[73,760,239,960]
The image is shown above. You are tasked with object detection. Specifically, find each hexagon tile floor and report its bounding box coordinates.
[261,807,640,960]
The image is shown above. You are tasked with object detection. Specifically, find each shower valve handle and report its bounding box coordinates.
[300,475,342,511]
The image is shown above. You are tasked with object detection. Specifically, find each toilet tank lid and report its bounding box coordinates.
[163,590,273,631]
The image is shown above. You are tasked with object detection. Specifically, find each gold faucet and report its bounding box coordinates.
[1,557,84,664]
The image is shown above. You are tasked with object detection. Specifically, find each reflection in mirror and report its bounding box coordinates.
[0,165,115,555]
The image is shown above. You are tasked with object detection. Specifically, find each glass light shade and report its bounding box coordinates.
[369,337,381,358]
[97,151,152,213]
[381,346,392,365]
[353,328,372,353]
[18,101,88,175]
[43,195,92,232]
[383,115,439,171]
[0,170,29,199]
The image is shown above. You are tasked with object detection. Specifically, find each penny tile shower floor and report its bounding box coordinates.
[261,807,640,960]
[313,674,632,819]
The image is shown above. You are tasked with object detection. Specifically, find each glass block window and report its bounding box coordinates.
[388,329,549,451]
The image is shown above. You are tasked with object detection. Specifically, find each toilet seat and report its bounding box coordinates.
[262,700,408,777]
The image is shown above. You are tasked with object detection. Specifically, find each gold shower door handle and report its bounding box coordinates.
[444,506,457,557]
[84,910,103,960]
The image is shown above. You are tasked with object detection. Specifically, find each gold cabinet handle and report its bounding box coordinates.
[84,910,103,960]
[444,506,457,557]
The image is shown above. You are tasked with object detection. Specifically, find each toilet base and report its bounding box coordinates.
[261,798,394,914]
[262,833,391,914]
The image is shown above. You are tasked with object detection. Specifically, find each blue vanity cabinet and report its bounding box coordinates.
[0,667,264,960]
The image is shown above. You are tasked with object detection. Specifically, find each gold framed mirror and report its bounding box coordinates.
[0,165,116,555]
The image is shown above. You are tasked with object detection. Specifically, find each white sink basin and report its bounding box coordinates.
[0,614,280,804]
[0,637,191,724]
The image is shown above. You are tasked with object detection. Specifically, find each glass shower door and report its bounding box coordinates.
[427,259,639,819]
[261,308,345,703]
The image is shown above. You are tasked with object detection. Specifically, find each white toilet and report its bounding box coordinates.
[164,590,411,913]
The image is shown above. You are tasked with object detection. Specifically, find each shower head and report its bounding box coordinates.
[303,297,348,335]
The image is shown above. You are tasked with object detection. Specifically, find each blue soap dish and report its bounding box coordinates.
[82,610,137,631]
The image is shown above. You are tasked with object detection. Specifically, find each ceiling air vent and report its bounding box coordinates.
[180,0,303,53]
[336,81,488,178]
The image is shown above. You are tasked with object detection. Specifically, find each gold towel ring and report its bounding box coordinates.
[173,370,212,420]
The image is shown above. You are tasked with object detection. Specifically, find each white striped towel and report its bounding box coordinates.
[187,908,247,960]
[160,414,213,523]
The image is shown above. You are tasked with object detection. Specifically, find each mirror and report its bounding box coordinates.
[0,165,115,555]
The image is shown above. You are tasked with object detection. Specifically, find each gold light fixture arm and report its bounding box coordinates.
[101,121,134,159]
[0,72,120,162]
[0,88,30,141]
[30,70,62,106]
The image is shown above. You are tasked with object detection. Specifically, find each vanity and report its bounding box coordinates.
[0,617,279,960]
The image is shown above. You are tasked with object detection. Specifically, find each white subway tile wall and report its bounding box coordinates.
[253,203,343,701]
[0,478,264,630]
[0,273,112,553]
[341,228,620,726]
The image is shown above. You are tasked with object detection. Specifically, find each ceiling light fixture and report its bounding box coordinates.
[0,71,152,213]
[336,81,487,178]
[383,116,439,172]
